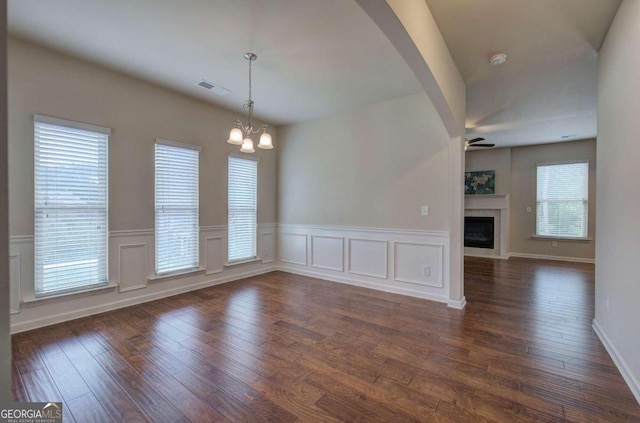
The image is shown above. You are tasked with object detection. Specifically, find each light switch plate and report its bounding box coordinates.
[421,205,429,216]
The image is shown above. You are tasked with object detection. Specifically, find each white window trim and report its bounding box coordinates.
[148,267,205,282]
[536,159,590,167]
[35,114,111,135]
[33,114,111,297]
[224,257,262,267]
[228,154,258,264]
[535,160,589,239]
[156,138,201,152]
[229,152,259,162]
[23,283,118,306]
[154,140,201,275]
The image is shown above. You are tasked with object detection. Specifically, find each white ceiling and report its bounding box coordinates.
[8,0,422,126]
[8,1,624,147]
[425,0,622,148]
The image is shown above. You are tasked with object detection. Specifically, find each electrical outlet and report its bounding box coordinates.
[421,205,429,216]
[421,265,430,277]
[605,295,610,313]
[526,206,532,213]
[551,241,558,247]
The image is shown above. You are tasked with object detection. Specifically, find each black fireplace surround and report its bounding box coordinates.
[464,217,495,249]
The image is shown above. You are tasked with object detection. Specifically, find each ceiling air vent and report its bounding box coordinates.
[197,79,231,96]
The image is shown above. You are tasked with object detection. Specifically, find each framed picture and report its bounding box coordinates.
[465,170,495,195]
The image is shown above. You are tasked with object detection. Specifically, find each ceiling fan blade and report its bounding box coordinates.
[468,143,495,148]
[467,137,485,144]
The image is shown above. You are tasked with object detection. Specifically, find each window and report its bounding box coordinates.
[155,140,200,275]
[34,115,109,296]
[228,155,257,262]
[536,161,589,238]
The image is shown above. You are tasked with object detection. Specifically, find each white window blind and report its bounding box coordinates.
[228,156,257,262]
[34,115,109,296]
[536,162,589,238]
[155,140,200,275]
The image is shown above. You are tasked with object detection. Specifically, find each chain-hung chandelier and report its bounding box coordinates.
[227,52,273,153]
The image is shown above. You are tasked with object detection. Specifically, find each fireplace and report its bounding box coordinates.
[464,217,495,249]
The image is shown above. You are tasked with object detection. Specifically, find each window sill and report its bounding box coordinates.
[23,283,118,307]
[225,257,262,267]
[149,267,205,282]
[530,235,592,243]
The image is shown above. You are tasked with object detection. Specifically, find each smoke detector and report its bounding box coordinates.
[489,53,508,66]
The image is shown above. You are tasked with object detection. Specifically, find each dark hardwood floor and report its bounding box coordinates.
[11,257,640,422]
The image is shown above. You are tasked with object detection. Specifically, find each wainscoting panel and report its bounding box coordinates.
[279,233,308,266]
[278,224,450,303]
[394,242,444,288]
[9,224,277,333]
[8,223,448,333]
[260,231,275,264]
[110,230,153,287]
[348,238,388,279]
[118,244,148,293]
[8,236,33,317]
[205,236,224,275]
[9,254,21,314]
[311,235,344,272]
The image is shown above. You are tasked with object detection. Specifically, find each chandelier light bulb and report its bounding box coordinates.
[240,137,255,153]
[227,127,243,145]
[258,132,273,149]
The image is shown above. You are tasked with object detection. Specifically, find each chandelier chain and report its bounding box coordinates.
[243,56,254,128]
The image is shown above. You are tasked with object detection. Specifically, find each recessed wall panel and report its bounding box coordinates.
[279,233,308,266]
[119,244,148,292]
[394,242,443,287]
[205,236,224,274]
[311,235,344,271]
[348,238,388,279]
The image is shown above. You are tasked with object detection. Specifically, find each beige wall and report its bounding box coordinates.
[596,0,640,400]
[510,140,596,259]
[465,139,596,260]
[465,147,511,194]
[8,37,277,236]
[278,91,450,231]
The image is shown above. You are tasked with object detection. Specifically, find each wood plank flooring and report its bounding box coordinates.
[11,257,640,422]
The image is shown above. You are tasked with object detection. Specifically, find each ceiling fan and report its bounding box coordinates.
[465,137,495,150]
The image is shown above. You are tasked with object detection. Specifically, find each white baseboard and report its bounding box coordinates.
[10,265,277,334]
[464,253,509,260]
[10,222,456,332]
[508,252,595,264]
[448,296,467,310]
[592,319,640,405]
[277,264,449,305]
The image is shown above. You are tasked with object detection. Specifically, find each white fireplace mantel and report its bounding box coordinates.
[465,194,509,210]
[464,194,509,259]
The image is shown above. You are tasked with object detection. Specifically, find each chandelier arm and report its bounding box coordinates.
[247,125,269,135]
[234,118,248,133]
